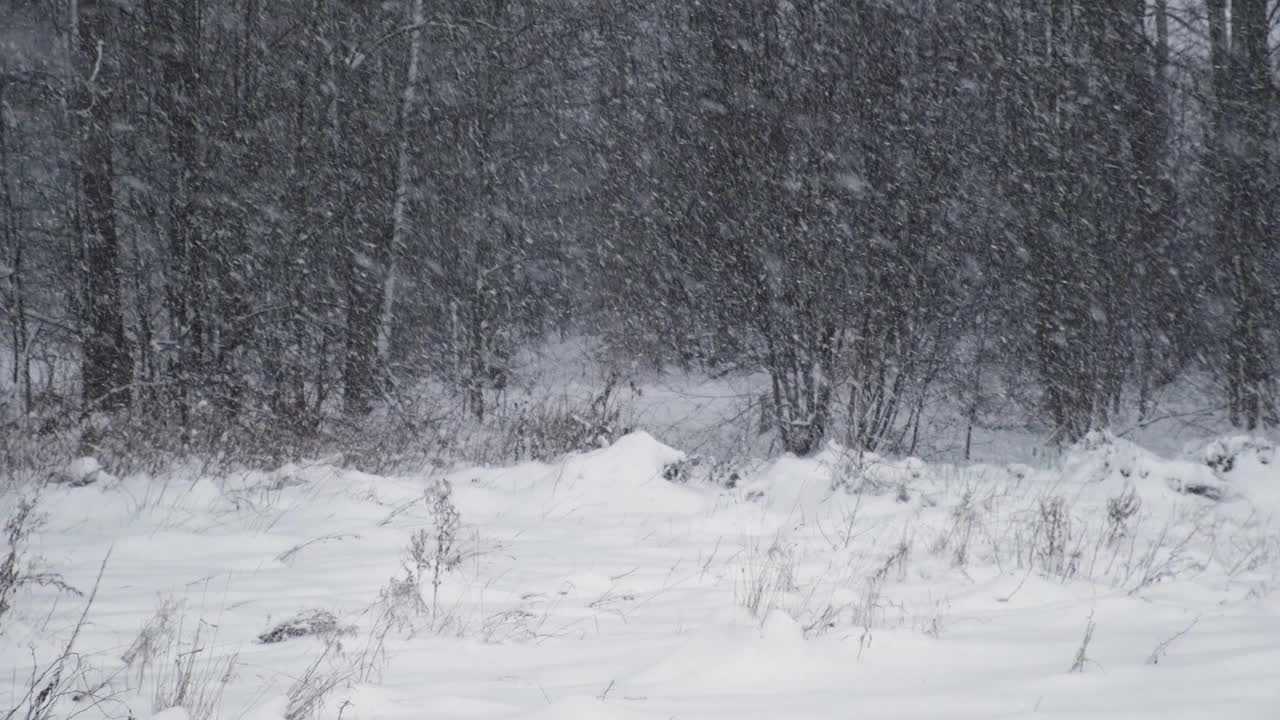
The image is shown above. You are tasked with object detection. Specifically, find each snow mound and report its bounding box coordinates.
[702,430,1279,528]
[479,431,706,515]
[1199,435,1280,509]
[54,456,114,487]
[557,431,702,512]
[1062,431,1233,502]
[1054,430,1280,512]
[1202,435,1275,473]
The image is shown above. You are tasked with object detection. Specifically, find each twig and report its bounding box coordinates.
[276,534,361,564]
[1147,616,1199,665]
[60,547,111,669]
[1068,610,1096,673]
[378,495,425,527]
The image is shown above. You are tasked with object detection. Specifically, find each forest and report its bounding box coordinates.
[1,0,1276,463]
[5,5,1280,720]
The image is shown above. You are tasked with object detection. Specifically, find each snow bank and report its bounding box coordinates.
[731,429,1278,519]
[1058,431,1232,502]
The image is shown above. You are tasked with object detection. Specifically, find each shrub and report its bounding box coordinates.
[1,498,77,631]
[0,498,36,627]
[508,377,626,461]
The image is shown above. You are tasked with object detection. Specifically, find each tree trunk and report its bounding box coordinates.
[76,0,131,413]
[345,0,425,414]
[1212,0,1273,429]
[155,0,203,425]
[1227,0,1272,429]
[0,79,32,415]
[384,0,427,363]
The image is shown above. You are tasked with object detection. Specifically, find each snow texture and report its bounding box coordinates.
[3,431,1279,720]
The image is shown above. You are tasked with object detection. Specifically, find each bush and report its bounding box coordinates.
[507,376,627,461]
[0,498,36,627]
[1,497,76,631]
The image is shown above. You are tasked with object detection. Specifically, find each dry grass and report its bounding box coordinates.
[285,641,350,720]
[735,534,797,623]
[147,617,237,720]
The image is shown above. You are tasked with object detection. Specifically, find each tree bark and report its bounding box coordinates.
[1227,0,1272,428]
[76,0,131,413]
[1212,0,1273,429]
[344,0,426,415]
[155,0,203,425]
[384,0,427,362]
[0,80,32,413]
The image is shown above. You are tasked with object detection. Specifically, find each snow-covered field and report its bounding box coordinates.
[3,431,1279,720]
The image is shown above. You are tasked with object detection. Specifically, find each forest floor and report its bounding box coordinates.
[3,419,1279,720]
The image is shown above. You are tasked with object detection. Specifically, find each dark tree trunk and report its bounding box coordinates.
[154,0,202,425]
[0,80,32,414]
[77,0,131,413]
[343,249,382,416]
[1213,0,1273,429]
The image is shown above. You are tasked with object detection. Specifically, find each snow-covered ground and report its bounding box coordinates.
[3,431,1279,720]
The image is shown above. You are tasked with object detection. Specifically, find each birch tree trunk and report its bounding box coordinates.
[383,0,427,361]
[344,0,425,414]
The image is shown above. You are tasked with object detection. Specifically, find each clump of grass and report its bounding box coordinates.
[736,534,797,624]
[118,597,241,720]
[121,597,183,689]
[1036,496,1078,579]
[947,489,980,566]
[148,617,237,720]
[285,640,350,720]
[1105,488,1141,545]
[257,609,354,645]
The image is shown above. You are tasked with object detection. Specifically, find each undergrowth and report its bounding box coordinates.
[1,373,644,483]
